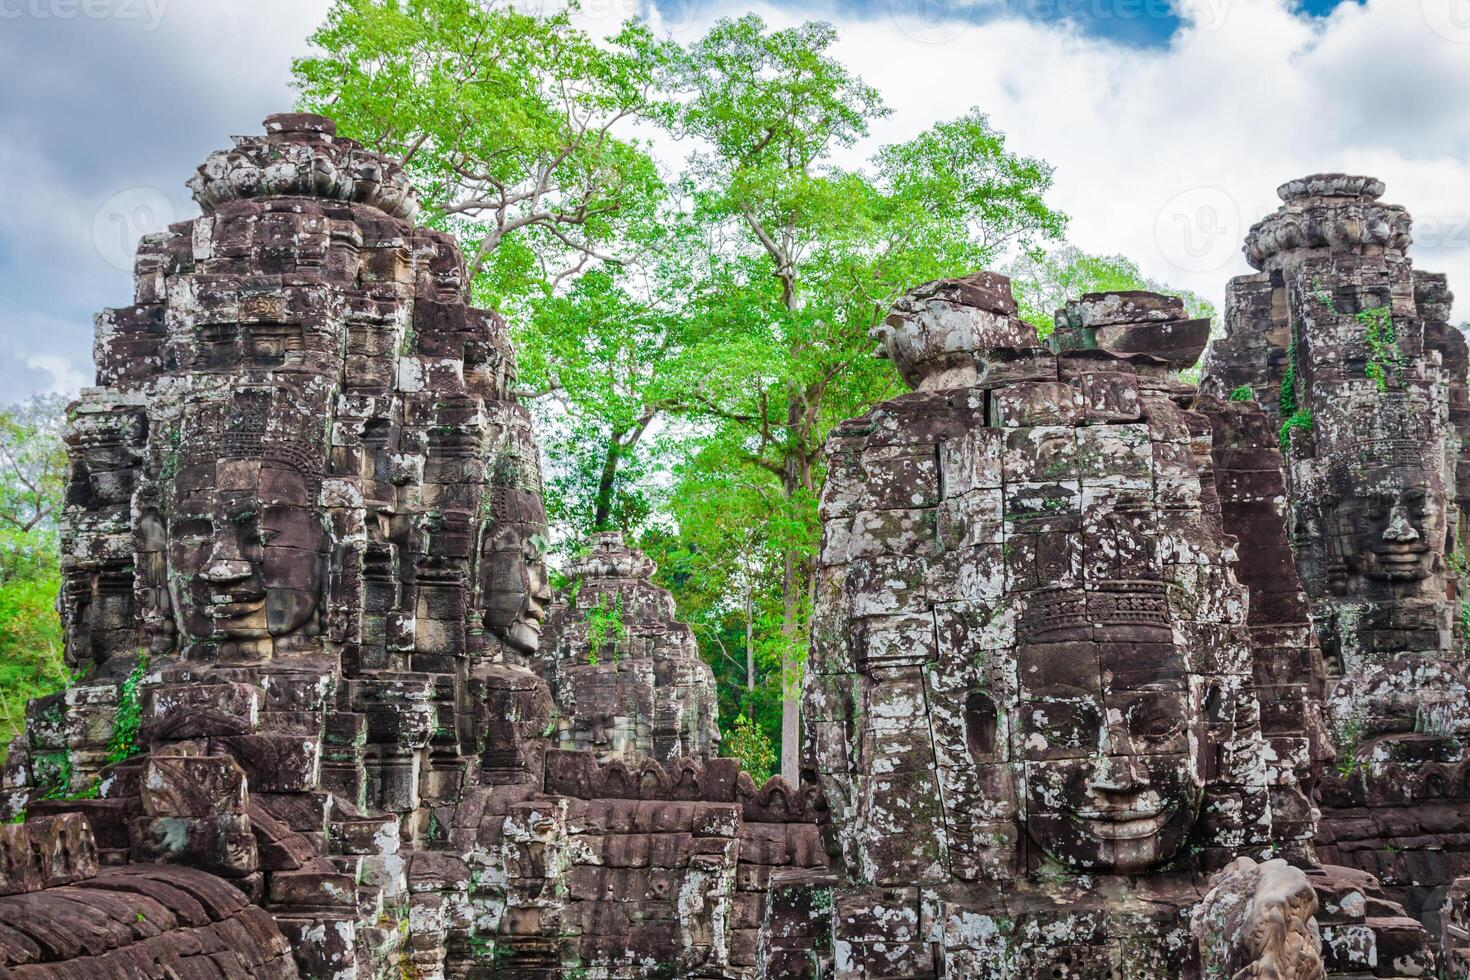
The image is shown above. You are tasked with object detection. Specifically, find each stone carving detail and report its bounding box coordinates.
[538,531,720,764]
[0,864,298,978]
[1194,857,1326,980]
[0,111,831,980]
[4,112,1464,979]
[0,112,554,980]
[1204,174,1470,924]
[809,271,1434,976]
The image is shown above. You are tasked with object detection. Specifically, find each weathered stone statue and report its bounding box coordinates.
[805,271,1433,977]
[0,112,556,980]
[0,112,830,980]
[1193,857,1325,980]
[537,531,720,764]
[1203,174,1470,925]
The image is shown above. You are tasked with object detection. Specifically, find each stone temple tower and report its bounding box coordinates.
[1204,174,1470,921]
[536,530,720,765]
[0,113,557,979]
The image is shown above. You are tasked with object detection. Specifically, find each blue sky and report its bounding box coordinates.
[655,0,1360,46]
[0,0,1464,399]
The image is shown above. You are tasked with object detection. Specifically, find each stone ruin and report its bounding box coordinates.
[1,109,560,979]
[800,269,1425,978]
[0,113,827,980]
[1204,174,1470,928]
[1,114,1467,980]
[535,531,721,765]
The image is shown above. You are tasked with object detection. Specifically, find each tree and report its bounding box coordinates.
[515,203,713,543]
[0,397,69,762]
[640,434,790,765]
[0,395,68,536]
[660,16,1066,781]
[292,0,668,306]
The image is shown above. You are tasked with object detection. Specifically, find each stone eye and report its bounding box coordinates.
[1128,700,1181,741]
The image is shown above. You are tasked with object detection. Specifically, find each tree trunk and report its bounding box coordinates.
[778,386,806,787]
[780,540,801,786]
[744,581,755,693]
[591,431,623,531]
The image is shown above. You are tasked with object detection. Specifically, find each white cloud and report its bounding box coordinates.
[0,0,331,399]
[630,0,1470,321]
[1,0,1466,405]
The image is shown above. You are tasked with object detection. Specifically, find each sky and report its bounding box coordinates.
[1,0,1467,399]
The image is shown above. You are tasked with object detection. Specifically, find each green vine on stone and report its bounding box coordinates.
[1357,304,1400,392]
[1228,385,1254,402]
[584,594,627,663]
[1278,329,1312,452]
[107,653,150,764]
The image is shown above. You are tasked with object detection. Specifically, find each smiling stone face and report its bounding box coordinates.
[1323,456,1447,591]
[167,460,324,657]
[1018,616,1205,873]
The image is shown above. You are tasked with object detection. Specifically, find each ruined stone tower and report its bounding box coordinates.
[1204,175,1470,922]
[804,271,1438,977]
[536,531,720,765]
[0,112,831,980]
[0,112,557,979]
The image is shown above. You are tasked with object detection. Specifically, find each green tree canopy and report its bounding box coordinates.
[0,397,69,763]
[1006,244,1216,340]
[293,0,669,304]
[657,15,1067,779]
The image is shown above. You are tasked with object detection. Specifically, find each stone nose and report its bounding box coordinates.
[1091,712,1145,793]
[1382,501,1419,543]
[1089,752,1145,794]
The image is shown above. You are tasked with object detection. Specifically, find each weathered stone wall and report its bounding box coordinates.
[0,111,836,980]
[3,112,1466,979]
[0,111,558,980]
[805,271,1437,977]
[0,813,298,979]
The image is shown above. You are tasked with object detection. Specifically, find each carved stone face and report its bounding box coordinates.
[561,663,647,763]
[167,460,324,650]
[1019,623,1205,873]
[1325,461,1446,587]
[480,511,552,656]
